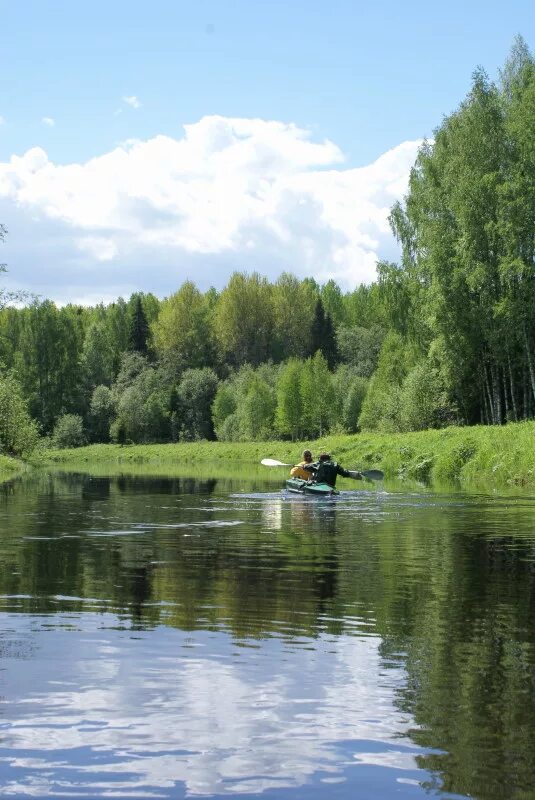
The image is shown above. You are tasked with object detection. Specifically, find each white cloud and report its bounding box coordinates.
[0,115,421,303]
[0,115,5,125]
[41,116,55,127]
[122,94,141,109]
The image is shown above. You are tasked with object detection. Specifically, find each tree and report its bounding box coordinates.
[321,279,346,326]
[336,324,385,377]
[215,272,274,366]
[212,384,237,440]
[275,358,304,440]
[272,273,317,360]
[175,368,219,441]
[152,281,214,373]
[237,375,276,441]
[128,294,150,355]
[81,319,115,390]
[89,385,116,442]
[15,301,84,433]
[332,366,369,432]
[52,414,85,449]
[0,370,40,455]
[358,332,412,432]
[300,351,335,437]
[309,298,338,368]
[111,364,171,443]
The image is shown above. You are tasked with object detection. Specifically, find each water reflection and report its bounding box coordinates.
[0,614,423,797]
[0,471,534,799]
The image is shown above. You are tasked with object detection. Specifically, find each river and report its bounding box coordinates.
[0,468,534,799]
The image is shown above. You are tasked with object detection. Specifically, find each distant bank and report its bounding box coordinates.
[41,421,535,490]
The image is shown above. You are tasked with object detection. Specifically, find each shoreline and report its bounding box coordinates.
[0,455,27,485]
[42,421,535,489]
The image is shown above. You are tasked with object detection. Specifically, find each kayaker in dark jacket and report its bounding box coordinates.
[304,452,361,488]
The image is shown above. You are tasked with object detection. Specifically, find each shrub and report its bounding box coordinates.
[52,414,85,449]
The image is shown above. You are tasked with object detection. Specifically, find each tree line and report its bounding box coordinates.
[2,39,535,454]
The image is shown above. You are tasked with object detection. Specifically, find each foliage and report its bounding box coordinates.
[52,414,85,449]
[358,332,412,432]
[89,385,116,442]
[215,272,274,366]
[152,281,214,372]
[0,371,40,455]
[128,294,150,355]
[174,368,218,441]
[111,364,171,444]
[336,323,385,377]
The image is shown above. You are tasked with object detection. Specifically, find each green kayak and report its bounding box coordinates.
[285,478,339,496]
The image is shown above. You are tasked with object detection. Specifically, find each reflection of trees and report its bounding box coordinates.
[2,475,535,797]
[372,509,535,800]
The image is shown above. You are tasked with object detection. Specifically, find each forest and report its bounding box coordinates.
[2,39,535,456]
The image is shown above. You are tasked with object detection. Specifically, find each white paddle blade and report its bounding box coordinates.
[261,458,292,467]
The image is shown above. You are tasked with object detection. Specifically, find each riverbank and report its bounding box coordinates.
[0,455,27,485]
[44,421,535,488]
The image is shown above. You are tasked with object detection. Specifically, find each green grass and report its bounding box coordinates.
[43,420,535,489]
[0,454,27,484]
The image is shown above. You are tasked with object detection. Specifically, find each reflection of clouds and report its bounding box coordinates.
[0,612,422,797]
[261,498,283,531]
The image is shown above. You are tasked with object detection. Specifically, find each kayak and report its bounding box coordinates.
[285,478,339,496]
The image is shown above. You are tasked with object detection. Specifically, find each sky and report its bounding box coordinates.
[1,0,534,304]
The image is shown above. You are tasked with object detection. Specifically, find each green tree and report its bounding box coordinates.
[215,272,274,366]
[275,358,304,440]
[89,385,116,442]
[272,273,317,359]
[52,414,85,449]
[212,384,237,439]
[175,368,219,441]
[112,364,171,443]
[16,301,84,432]
[309,298,338,368]
[321,279,346,326]
[336,324,385,377]
[0,370,40,455]
[128,294,150,355]
[358,332,413,432]
[153,281,214,373]
[237,375,276,441]
[301,351,335,437]
[82,319,116,390]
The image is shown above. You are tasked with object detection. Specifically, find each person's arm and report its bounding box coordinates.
[338,464,362,481]
[337,464,361,479]
[303,462,318,474]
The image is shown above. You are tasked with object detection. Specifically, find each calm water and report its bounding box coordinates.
[0,469,534,800]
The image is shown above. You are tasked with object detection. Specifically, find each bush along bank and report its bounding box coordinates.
[44,420,535,490]
[0,454,27,484]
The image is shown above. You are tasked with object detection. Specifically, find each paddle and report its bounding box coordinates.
[260,458,384,481]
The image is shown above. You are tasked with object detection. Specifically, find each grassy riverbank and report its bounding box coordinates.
[44,421,535,488]
[0,455,27,484]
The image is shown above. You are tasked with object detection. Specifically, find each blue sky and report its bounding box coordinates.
[1,0,534,302]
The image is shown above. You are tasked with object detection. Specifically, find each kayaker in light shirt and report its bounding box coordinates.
[290,449,314,480]
[302,452,359,488]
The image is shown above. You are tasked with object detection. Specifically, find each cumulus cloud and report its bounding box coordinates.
[41,116,55,127]
[0,115,421,303]
[122,94,141,109]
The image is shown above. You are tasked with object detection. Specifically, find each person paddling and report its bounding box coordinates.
[303,452,362,488]
[290,449,314,481]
